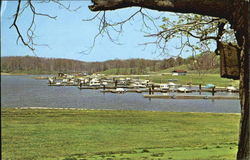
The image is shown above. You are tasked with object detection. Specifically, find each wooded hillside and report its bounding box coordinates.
[1,52,219,74]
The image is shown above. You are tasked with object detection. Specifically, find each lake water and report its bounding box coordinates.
[1,75,240,113]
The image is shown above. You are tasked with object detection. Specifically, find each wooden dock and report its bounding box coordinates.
[79,86,148,90]
[101,88,239,94]
[101,89,150,93]
[143,95,239,100]
[48,84,77,86]
[48,84,239,94]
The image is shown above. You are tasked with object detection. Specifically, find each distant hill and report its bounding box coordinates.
[1,52,219,75]
[1,56,88,74]
[1,56,161,75]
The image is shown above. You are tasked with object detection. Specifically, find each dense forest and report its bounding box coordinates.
[1,53,219,75]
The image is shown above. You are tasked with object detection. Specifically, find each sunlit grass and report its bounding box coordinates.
[141,73,239,87]
[2,108,240,160]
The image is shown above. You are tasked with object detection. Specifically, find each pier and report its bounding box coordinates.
[143,95,239,100]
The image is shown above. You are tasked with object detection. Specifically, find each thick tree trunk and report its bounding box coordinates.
[232,2,249,160]
[89,0,249,159]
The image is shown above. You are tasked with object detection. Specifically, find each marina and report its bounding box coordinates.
[1,75,240,113]
[46,73,239,95]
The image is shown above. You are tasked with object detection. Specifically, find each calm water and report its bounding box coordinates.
[1,75,240,113]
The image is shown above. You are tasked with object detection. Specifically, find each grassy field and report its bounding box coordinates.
[100,65,238,87]
[2,108,240,160]
[139,74,239,87]
[156,65,220,74]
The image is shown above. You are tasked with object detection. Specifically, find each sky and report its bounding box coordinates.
[1,1,198,62]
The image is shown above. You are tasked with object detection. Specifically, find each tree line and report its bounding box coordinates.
[1,53,219,75]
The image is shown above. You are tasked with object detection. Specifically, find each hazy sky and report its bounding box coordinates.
[1,1,197,62]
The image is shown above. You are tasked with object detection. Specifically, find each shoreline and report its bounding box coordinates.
[1,72,29,76]
[1,107,240,115]
[1,72,51,76]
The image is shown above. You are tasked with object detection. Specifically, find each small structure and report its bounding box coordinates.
[172,70,187,76]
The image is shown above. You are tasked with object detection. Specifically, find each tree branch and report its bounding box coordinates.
[89,0,233,20]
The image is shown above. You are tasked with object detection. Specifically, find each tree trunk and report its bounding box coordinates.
[232,2,249,159]
[89,0,249,159]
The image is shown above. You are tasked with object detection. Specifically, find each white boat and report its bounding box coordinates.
[111,88,126,93]
[177,87,191,93]
[101,82,108,86]
[226,86,237,92]
[116,88,125,92]
[53,82,62,86]
[89,82,100,86]
[205,84,215,88]
[131,82,146,88]
[48,78,54,84]
[89,78,100,86]
[160,84,169,90]
[62,79,68,83]
[168,82,176,86]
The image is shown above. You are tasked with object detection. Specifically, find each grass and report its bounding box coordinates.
[99,65,238,87]
[2,108,240,160]
[140,73,239,87]
[155,64,220,74]
[157,65,191,73]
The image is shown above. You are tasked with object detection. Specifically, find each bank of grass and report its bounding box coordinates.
[141,73,239,87]
[1,72,29,75]
[2,108,240,160]
[155,64,220,74]
[1,70,56,75]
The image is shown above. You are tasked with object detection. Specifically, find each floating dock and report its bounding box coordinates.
[101,89,150,93]
[101,89,239,94]
[79,86,148,89]
[48,84,78,86]
[143,95,239,100]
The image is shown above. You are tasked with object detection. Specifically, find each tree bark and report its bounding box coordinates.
[89,0,249,159]
[232,2,249,160]
[89,0,232,19]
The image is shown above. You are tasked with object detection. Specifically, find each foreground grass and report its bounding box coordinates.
[2,108,240,160]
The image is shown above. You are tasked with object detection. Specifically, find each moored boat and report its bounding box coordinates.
[111,88,126,93]
[177,87,191,93]
[226,86,237,92]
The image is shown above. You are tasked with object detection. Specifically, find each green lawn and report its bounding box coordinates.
[140,74,239,87]
[155,64,220,74]
[2,108,240,160]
